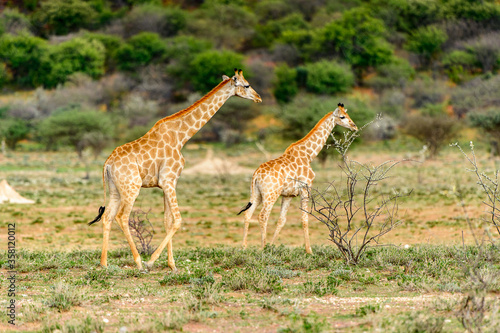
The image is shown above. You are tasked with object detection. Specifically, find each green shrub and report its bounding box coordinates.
[403,113,460,158]
[189,50,244,93]
[406,25,448,67]
[304,60,354,95]
[37,109,114,158]
[254,13,309,48]
[310,7,393,73]
[273,64,298,103]
[0,118,30,150]
[82,32,123,71]
[0,62,8,87]
[442,50,477,83]
[0,33,50,87]
[116,32,167,71]
[367,57,415,92]
[165,36,213,83]
[46,37,105,87]
[33,0,98,36]
[468,109,500,155]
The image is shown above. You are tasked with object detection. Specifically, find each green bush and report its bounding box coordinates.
[0,118,30,150]
[189,50,244,93]
[33,0,98,36]
[254,13,309,48]
[165,36,212,83]
[37,109,114,158]
[116,32,167,71]
[468,109,500,155]
[310,7,393,73]
[367,57,415,92]
[82,32,123,71]
[304,60,354,95]
[406,25,448,67]
[403,113,460,158]
[0,33,50,87]
[45,38,105,88]
[273,64,298,103]
[442,50,477,83]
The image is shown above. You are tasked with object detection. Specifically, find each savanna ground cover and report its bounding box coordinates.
[1,141,500,332]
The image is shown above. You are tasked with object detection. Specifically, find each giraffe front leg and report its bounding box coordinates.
[271,196,292,245]
[147,182,181,270]
[300,188,313,254]
[116,198,144,270]
[163,193,176,271]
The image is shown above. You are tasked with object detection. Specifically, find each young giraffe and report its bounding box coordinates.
[89,69,262,271]
[238,103,357,253]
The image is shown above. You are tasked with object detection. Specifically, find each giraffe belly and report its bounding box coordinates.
[281,183,300,197]
[142,175,159,188]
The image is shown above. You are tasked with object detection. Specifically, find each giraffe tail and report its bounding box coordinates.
[237,202,252,215]
[89,165,109,225]
[89,206,105,225]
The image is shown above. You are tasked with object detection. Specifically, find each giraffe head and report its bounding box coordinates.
[222,68,262,103]
[333,103,358,131]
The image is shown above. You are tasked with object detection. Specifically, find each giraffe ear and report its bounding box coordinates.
[222,75,230,81]
[333,108,339,116]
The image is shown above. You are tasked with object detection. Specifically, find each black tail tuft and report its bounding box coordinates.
[88,206,105,225]
[237,202,252,215]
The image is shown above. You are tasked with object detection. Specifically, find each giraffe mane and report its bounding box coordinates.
[157,78,231,124]
[284,111,333,153]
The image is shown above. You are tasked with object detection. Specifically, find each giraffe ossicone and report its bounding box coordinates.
[239,103,357,253]
[89,69,261,271]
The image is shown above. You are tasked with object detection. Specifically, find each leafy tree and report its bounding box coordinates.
[442,50,476,83]
[164,35,212,84]
[403,112,459,158]
[304,60,355,95]
[187,3,257,50]
[469,109,500,156]
[0,33,50,87]
[406,25,448,68]
[310,7,393,78]
[33,0,98,36]
[82,32,123,71]
[37,109,114,158]
[367,57,415,92]
[0,118,30,150]
[45,37,105,88]
[273,64,298,103]
[254,13,309,48]
[189,50,244,93]
[116,32,167,71]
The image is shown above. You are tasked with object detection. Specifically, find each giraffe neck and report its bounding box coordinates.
[156,79,233,146]
[285,112,335,162]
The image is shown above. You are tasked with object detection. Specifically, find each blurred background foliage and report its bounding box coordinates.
[1,0,500,160]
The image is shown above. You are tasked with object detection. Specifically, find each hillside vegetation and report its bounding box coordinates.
[0,0,500,157]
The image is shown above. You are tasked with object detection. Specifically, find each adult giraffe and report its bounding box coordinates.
[238,103,357,254]
[90,69,262,271]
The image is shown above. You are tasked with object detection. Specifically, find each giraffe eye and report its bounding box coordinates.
[244,85,249,88]
[340,116,345,119]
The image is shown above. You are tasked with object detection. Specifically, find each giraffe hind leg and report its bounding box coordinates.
[242,192,261,249]
[100,180,120,268]
[258,193,280,249]
[271,196,292,245]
